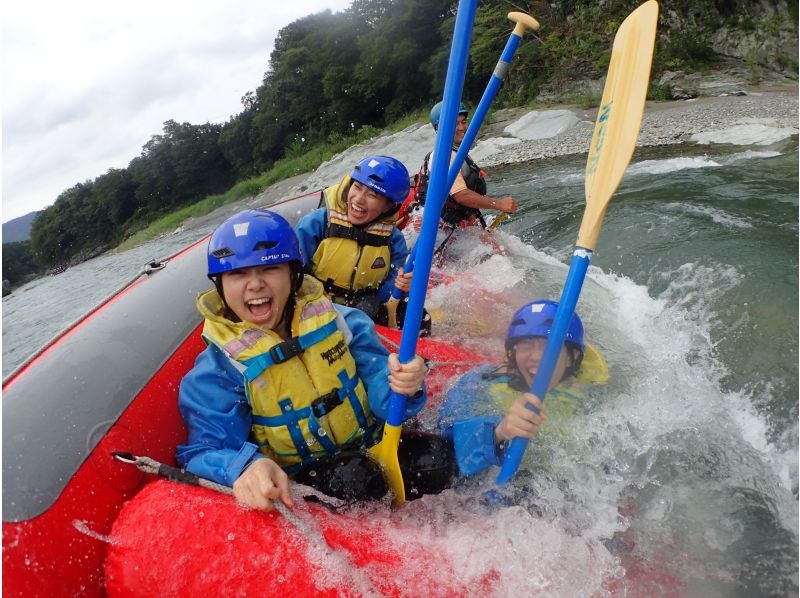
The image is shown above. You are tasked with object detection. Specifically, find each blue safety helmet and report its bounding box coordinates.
[207,209,302,276]
[350,156,410,205]
[505,300,586,355]
[429,101,469,128]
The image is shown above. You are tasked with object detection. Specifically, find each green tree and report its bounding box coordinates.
[92,168,139,226]
[2,241,40,286]
[131,120,234,213]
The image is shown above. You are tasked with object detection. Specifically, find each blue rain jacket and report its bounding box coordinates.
[436,365,505,477]
[177,304,426,486]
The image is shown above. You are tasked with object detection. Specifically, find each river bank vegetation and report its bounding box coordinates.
[6,0,796,288]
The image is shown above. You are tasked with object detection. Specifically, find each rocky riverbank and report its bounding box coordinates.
[480,87,799,167]
[176,85,800,235]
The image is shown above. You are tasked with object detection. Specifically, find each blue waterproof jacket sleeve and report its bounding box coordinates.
[177,305,425,486]
[176,346,265,486]
[294,207,327,270]
[436,365,504,477]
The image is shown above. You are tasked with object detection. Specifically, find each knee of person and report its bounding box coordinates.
[351,296,385,322]
[399,433,456,499]
[396,301,432,337]
[327,454,388,501]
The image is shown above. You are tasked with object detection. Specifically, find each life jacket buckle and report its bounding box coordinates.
[311,388,344,419]
[268,338,303,364]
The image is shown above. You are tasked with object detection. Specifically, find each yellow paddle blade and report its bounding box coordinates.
[579,0,659,250]
[367,423,405,505]
[487,211,507,231]
[385,296,401,329]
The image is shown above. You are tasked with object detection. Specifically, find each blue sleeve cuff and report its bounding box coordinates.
[452,417,502,477]
[226,442,262,483]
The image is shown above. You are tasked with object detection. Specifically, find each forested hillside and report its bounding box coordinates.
[17,0,797,281]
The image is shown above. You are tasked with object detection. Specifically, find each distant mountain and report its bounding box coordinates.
[3,211,40,243]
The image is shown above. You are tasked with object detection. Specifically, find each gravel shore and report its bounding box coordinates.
[482,87,799,167]
[185,87,797,232]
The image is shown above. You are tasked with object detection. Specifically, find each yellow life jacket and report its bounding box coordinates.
[197,277,377,472]
[483,343,608,437]
[310,175,396,303]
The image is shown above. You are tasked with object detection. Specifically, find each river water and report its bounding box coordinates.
[3,139,798,595]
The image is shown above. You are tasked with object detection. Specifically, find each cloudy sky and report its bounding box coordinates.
[2,0,353,223]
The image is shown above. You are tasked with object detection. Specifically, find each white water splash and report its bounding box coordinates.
[420,232,797,593]
[626,155,721,176]
[691,123,798,146]
[723,149,782,163]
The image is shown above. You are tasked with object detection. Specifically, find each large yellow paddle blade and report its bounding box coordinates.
[579,0,659,250]
[367,423,405,504]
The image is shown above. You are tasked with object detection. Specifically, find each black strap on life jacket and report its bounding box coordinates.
[320,277,379,303]
[416,150,488,227]
[324,223,391,247]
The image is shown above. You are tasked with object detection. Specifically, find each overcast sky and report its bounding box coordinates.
[2,0,354,223]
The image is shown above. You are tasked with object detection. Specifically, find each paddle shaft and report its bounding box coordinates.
[390,12,539,303]
[385,0,477,412]
[376,0,477,506]
[496,0,659,484]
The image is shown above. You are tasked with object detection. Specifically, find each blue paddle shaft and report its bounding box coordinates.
[390,31,524,303]
[495,247,592,483]
[450,32,521,182]
[385,0,477,427]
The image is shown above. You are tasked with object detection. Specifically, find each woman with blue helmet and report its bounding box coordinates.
[436,299,607,477]
[294,155,429,333]
[177,209,454,511]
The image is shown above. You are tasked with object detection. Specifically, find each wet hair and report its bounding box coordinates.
[211,261,305,328]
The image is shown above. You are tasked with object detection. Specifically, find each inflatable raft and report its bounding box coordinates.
[1,192,489,597]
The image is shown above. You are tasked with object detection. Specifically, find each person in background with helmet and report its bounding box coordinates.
[400,102,519,250]
[295,155,428,333]
[436,299,608,477]
[177,209,455,511]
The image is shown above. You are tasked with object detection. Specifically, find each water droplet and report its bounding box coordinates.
[227,533,235,541]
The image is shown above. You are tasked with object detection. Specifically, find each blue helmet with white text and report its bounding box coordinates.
[207,209,301,276]
[350,156,410,205]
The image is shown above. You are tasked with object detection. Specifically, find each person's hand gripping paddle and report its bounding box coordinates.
[386,11,540,329]
[368,0,478,505]
[496,0,659,484]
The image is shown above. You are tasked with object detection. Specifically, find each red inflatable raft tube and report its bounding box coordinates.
[2,191,488,597]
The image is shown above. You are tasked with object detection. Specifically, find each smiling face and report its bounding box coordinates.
[453,114,468,146]
[513,337,574,390]
[220,263,292,332]
[347,180,393,226]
